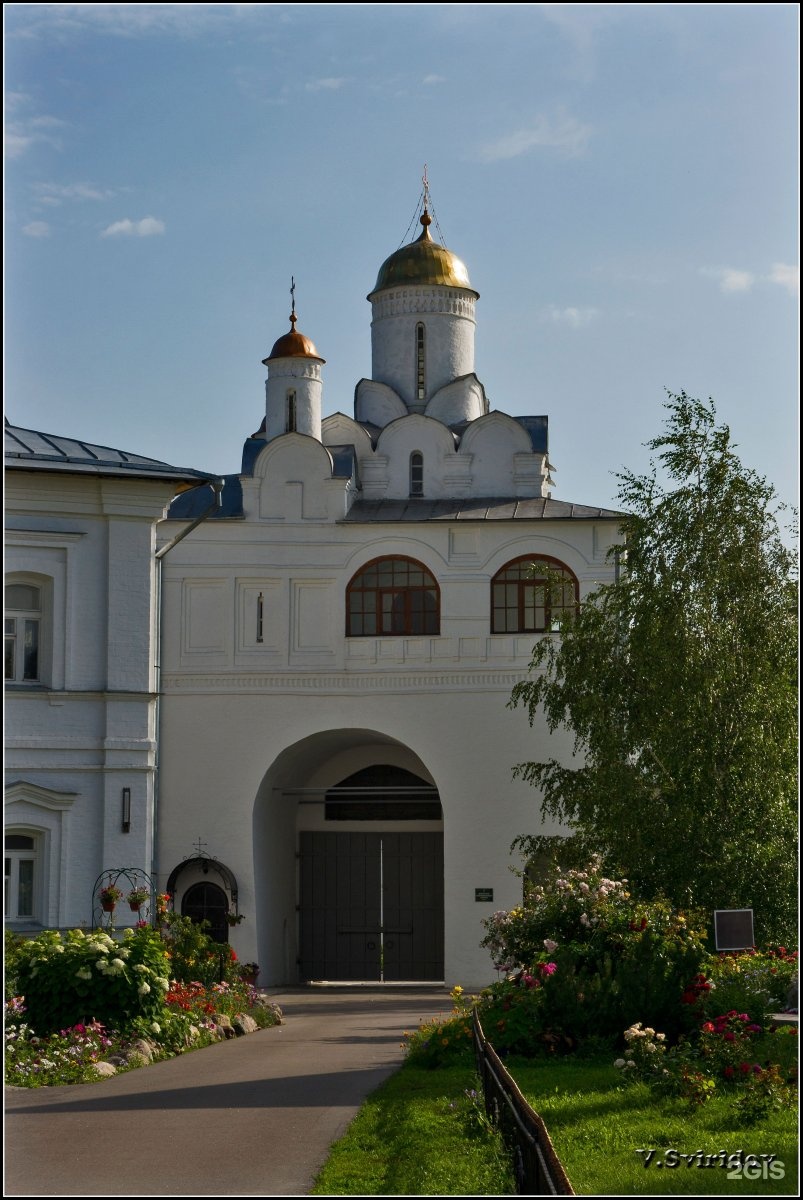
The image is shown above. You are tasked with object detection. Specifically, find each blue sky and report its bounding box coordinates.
[4,3,798,514]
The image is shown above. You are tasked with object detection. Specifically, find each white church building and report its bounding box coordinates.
[5,200,622,987]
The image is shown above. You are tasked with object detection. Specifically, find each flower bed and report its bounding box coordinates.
[5,924,282,1087]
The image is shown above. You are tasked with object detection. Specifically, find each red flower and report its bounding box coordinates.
[701,1022,715,1033]
[739,1062,750,1074]
[723,1066,735,1079]
[724,1032,735,1042]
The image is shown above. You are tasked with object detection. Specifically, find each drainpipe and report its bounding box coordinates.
[151,480,224,893]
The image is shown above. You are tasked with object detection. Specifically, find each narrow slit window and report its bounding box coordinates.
[416,323,425,402]
[410,452,424,497]
[256,592,264,643]
[286,390,297,432]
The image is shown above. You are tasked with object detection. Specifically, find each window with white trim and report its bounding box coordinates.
[5,833,38,922]
[5,583,41,683]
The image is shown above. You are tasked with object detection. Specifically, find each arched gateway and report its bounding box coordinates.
[253,730,444,984]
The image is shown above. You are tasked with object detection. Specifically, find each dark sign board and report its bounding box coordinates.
[475,888,494,903]
[714,909,754,951]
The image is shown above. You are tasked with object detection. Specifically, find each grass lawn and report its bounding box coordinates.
[509,1055,798,1196]
[310,1060,516,1196]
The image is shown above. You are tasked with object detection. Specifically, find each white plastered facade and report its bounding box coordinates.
[154,216,623,987]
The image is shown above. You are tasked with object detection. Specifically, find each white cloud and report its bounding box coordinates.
[34,181,116,204]
[5,130,35,158]
[5,106,68,158]
[422,74,446,85]
[547,305,599,328]
[305,77,347,92]
[768,262,799,297]
[6,4,261,41]
[479,111,591,161]
[701,267,754,294]
[100,216,165,238]
[22,221,51,238]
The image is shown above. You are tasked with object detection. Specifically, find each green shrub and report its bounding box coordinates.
[159,912,237,986]
[699,948,798,1026]
[4,930,26,1001]
[480,859,708,1044]
[14,927,170,1035]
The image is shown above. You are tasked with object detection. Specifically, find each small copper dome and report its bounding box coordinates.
[370,210,477,297]
[263,313,324,364]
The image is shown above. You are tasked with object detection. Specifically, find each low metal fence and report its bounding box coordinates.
[473,1007,575,1195]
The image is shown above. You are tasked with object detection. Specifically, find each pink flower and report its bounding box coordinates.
[539,962,557,976]
[543,939,558,953]
[701,1022,715,1033]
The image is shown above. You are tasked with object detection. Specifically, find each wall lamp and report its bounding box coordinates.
[122,788,131,833]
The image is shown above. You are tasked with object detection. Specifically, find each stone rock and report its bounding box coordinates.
[93,1061,118,1077]
[232,1014,258,1036]
[129,1038,156,1062]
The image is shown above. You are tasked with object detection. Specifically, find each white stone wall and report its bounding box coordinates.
[265,357,323,441]
[370,286,477,412]
[4,471,176,931]
[157,478,620,986]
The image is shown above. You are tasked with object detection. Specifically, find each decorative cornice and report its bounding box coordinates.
[371,288,476,321]
[161,669,535,694]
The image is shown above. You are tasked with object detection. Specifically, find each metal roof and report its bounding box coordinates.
[5,422,215,487]
[340,497,625,523]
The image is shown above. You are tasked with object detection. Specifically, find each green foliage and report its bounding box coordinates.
[13,927,170,1035]
[4,930,26,1000]
[5,1009,119,1087]
[510,392,798,941]
[159,910,237,986]
[403,987,475,1068]
[481,858,708,1042]
[700,948,798,1026]
[732,1063,797,1124]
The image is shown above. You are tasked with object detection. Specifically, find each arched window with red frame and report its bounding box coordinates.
[491,555,578,634]
[347,556,440,636]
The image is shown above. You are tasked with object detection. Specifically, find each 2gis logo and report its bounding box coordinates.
[727,1154,785,1182]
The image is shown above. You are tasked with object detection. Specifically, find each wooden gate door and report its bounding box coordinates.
[298,831,444,981]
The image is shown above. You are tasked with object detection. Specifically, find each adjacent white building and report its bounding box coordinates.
[6,201,622,986]
[4,428,213,932]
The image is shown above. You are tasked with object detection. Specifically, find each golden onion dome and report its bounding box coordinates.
[369,210,478,297]
[263,313,325,364]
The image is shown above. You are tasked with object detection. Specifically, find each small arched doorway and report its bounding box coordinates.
[181,882,229,944]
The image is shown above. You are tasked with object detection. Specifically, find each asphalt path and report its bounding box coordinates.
[4,986,450,1197]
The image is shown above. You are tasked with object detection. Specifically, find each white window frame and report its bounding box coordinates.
[5,832,39,922]
[5,582,42,684]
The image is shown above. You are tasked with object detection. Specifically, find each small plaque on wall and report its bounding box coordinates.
[475,888,494,902]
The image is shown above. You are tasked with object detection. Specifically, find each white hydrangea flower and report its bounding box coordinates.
[138,982,151,996]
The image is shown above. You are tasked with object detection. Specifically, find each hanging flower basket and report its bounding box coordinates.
[226,912,245,926]
[99,885,123,912]
[127,887,150,911]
